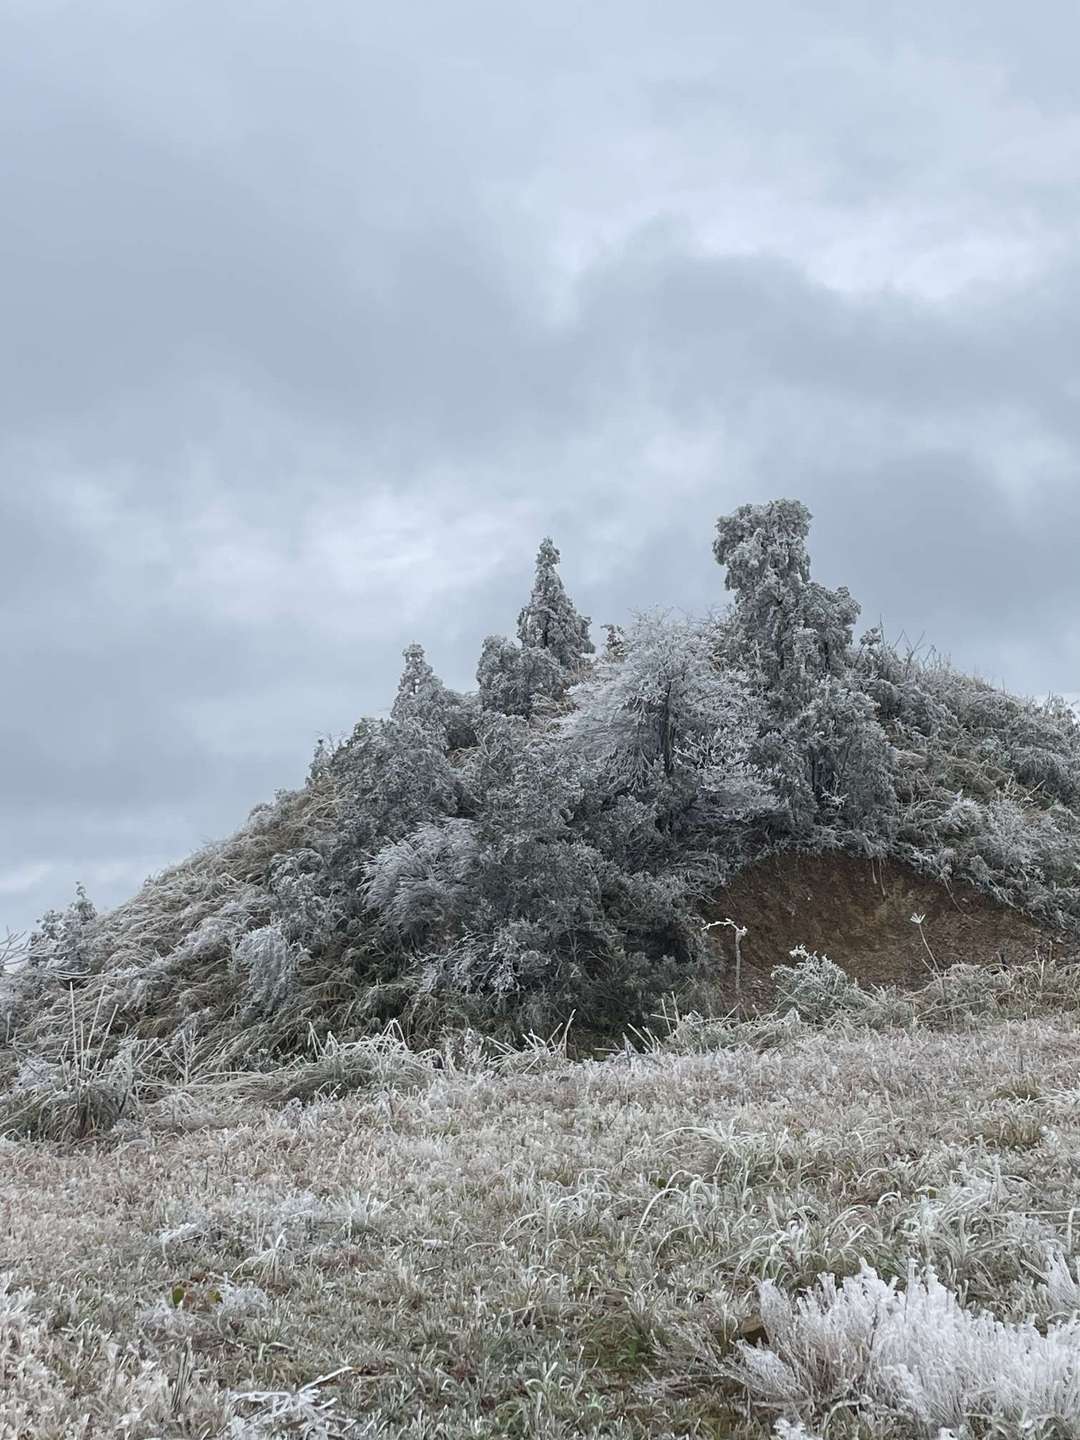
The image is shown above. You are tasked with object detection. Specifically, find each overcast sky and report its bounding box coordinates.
[3,1,1080,938]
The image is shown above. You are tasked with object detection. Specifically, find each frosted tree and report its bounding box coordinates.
[714,499,857,706]
[330,715,462,855]
[516,537,594,669]
[714,498,897,845]
[457,714,706,1007]
[390,642,476,750]
[477,539,594,718]
[391,644,447,726]
[601,623,626,661]
[362,713,691,1024]
[562,611,767,843]
[475,633,565,718]
[364,717,603,995]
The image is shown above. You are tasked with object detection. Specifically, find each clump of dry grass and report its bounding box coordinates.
[0,990,167,1142]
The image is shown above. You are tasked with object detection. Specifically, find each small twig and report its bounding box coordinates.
[705,917,748,996]
[910,913,947,1006]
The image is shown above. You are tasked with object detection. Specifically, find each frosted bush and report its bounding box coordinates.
[362,819,479,940]
[268,849,333,946]
[26,883,99,977]
[771,947,871,1023]
[2,1036,153,1142]
[231,924,306,1022]
[934,962,1012,1018]
[735,1262,1080,1433]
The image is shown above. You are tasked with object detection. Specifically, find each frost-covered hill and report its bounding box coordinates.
[3,497,1080,1097]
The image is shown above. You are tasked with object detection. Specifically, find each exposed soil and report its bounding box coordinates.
[702,852,1073,1013]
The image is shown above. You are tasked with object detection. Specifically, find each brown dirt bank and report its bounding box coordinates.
[702,852,1074,1013]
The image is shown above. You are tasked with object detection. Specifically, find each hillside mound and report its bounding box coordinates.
[703,852,1069,1012]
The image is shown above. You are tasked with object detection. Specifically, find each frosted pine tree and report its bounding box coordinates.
[714,499,897,847]
[391,644,447,726]
[516,537,594,669]
[478,539,594,717]
[390,641,476,750]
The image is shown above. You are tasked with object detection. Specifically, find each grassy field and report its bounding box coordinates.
[3,959,1080,1438]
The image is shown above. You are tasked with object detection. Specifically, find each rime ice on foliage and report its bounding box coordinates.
[516,537,594,668]
[736,1262,1080,1432]
[10,492,1080,1078]
[715,498,897,847]
[365,715,599,997]
[855,627,1080,925]
[231,924,305,1022]
[391,643,446,727]
[268,850,332,947]
[476,633,565,718]
[563,610,767,839]
[362,818,480,941]
[477,538,594,718]
[602,622,626,661]
[27,883,99,976]
[363,710,698,1023]
[714,499,856,702]
[771,946,869,1023]
[331,715,461,852]
[390,642,475,750]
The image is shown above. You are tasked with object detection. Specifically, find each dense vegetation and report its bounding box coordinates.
[4,498,1080,1083]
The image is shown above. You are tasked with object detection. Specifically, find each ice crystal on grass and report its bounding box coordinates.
[227,1369,360,1439]
[736,1262,1080,1433]
[231,923,306,1022]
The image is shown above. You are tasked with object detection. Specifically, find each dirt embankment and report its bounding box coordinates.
[703,852,1070,1012]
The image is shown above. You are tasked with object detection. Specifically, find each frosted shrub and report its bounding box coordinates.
[933,962,1012,1019]
[771,947,870,1023]
[231,925,305,1022]
[26,883,99,977]
[362,819,479,941]
[330,715,461,854]
[476,632,567,717]
[735,1262,1080,1433]
[268,850,333,947]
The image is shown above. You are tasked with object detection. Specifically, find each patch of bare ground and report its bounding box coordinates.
[702,852,1071,1012]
